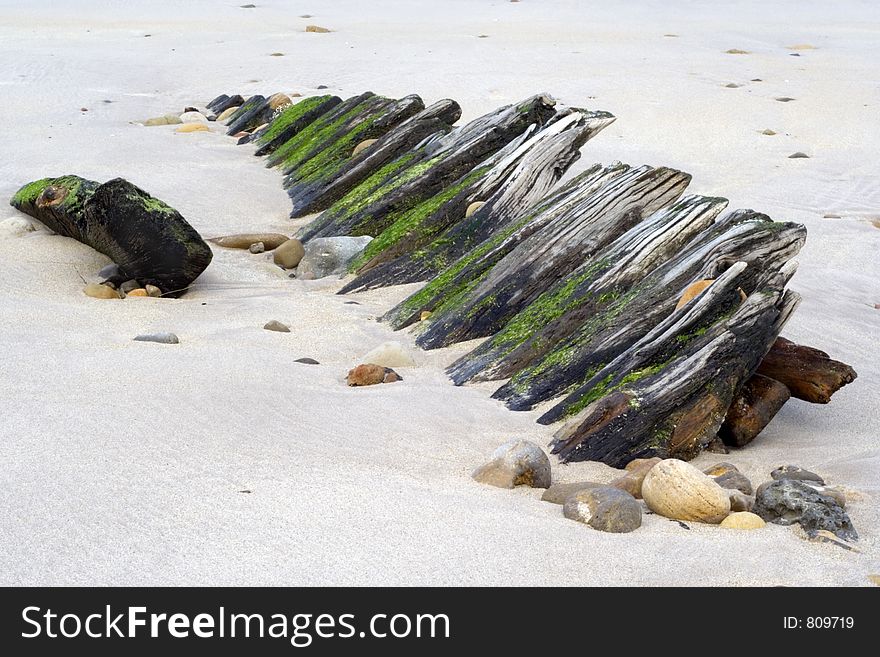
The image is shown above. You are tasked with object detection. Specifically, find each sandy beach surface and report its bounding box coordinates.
[0,0,877,586]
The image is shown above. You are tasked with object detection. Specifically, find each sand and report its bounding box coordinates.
[0,0,877,586]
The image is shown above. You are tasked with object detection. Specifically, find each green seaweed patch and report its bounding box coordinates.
[257,95,331,145]
[293,110,385,185]
[10,178,53,208]
[326,152,420,220]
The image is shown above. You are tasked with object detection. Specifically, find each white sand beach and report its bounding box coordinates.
[0,0,877,585]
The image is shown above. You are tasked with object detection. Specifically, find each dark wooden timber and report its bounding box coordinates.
[756,337,857,403]
[718,373,791,447]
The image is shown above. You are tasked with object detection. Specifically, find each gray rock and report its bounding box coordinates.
[263,320,290,333]
[472,439,551,489]
[120,279,141,294]
[249,241,265,254]
[563,487,642,533]
[297,236,373,279]
[98,263,120,280]
[541,481,600,504]
[771,465,824,485]
[728,489,755,512]
[714,470,754,495]
[754,479,857,541]
[133,332,179,345]
[294,357,320,365]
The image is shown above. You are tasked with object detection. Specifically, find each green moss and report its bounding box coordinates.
[133,193,176,216]
[256,95,331,145]
[293,112,383,184]
[561,374,614,416]
[10,178,52,207]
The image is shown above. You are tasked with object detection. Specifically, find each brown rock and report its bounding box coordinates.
[211,233,290,250]
[757,337,857,403]
[563,487,642,533]
[541,481,600,504]
[305,25,332,33]
[145,284,162,298]
[472,439,551,489]
[675,279,714,309]
[273,238,305,268]
[719,374,790,447]
[761,129,777,136]
[263,320,290,333]
[268,93,292,110]
[728,489,755,512]
[351,139,377,157]
[126,288,149,297]
[346,364,401,387]
[725,48,749,54]
[611,457,661,498]
[641,459,731,523]
[83,283,121,299]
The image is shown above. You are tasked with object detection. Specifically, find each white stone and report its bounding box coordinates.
[179,111,209,123]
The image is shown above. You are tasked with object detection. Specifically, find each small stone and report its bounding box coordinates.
[133,332,179,344]
[472,439,551,489]
[702,462,738,477]
[270,52,285,57]
[0,217,36,235]
[725,48,749,54]
[675,279,714,309]
[420,310,432,321]
[343,301,360,305]
[297,236,373,279]
[359,342,416,368]
[305,25,332,33]
[240,3,256,8]
[641,459,731,524]
[145,285,162,298]
[465,201,486,218]
[217,106,240,122]
[273,238,305,268]
[477,34,489,39]
[351,139,377,157]
[294,357,320,365]
[728,490,755,512]
[126,288,149,297]
[563,487,642,533]
[81,107,88,112]
[868,575,880,586]
[267,92,292,110]
[97,263,120,279]
[720,512,765,530]
[179,111,208,123]
[823,213,841,218]
[754,479,856,540]
[788,152,810,158]
[84,283,121,299]
[316,85,329,90]
[120,279,141,294]
[610,457,661,498]
[249,241,265,253]
[714,470,754,495]
[751,78,763,82]
[771,465,824,485]
[176,123,209,133]
[346,363,401,387]
[761,129,777,135]
[724,83,741,88]
[775,97,796,102]
[541,482,600,504]
[263,320,290,333]
[211,233,290,250]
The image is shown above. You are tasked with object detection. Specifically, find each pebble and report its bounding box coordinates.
[145,284,162,298]
[120,279,141,294]
[359,342,416,368]
[83,283,121,299]
[754,479,857,541]
[771,465,824,485]
[217,106,240,122]
[711,469,754,495]
[725,48,749,54]
[270,52,285,57]
[541,482,600,504]
[563,487,642,533]
[775,97,796,102]
[249,241,265,254]
[675,279,713,309]
[471,439,552,489]
[294,357,320,365]
[273,238,305,268]
[211,233,290,250]
[761,129,777,135]
[263,320,290,333]
[728,490,755,512]
[0,217,36,235]
[723,83,741,88]
[176,123,209,133]
[352,138,378,157]
[346,363,402,386]
[610,456,661,498]
[465,201,486,218]
[297,236,373,279]
[97,263,120,279]
[720,512,766,530]
[268,93,292,110]
[133,332,179,344]
[179,111,208,123]
[641,459,731,524]
[420,310,433,321]
[126,288,149,297]
[788,152,810,159]
[305,25,332,33]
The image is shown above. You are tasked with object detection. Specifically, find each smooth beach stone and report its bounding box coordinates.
[675,279,714,309]
[268,93,292,110]
[720,512,766,530]
[296,236,372,279]
[145,284,162,298]
[713,470,754,496]
[176,123,209,133]
[249,241,265,253]
[217,106,240,122]
[610,457,661,498]
[728,489,755,512]
[465,201,486,218]
[119,279,141,294]
[84,283,120,299]
[305,25,332,33]
[180,111,208,123]
[541,481,600,504]
[346,363,401,387]
[788,152,810,159]
[761,129,777,135]
[294,357,320,365]
[133,332,179,344]
[211,233,289,250]
[472,439,551,489]
[126,288,149,297]
[753,479,856,541]
[97,263,120,280]
[351,138,377,157]
[563,487,642,533]
[359,342,417,368]
[641,459,731,524]
[273,238,305,268]
[771,465,824,485]
[419,311,432,321]
[263,320,290,333]
[702,462,738,477]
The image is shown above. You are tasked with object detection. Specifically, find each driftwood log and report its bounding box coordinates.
[756,337,857,403]
[253,94,342,157]
[10,176,212,296]
[718,373,791,447]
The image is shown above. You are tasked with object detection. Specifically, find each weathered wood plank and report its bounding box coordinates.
[756,337,857,403]
[252,94,342,157]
